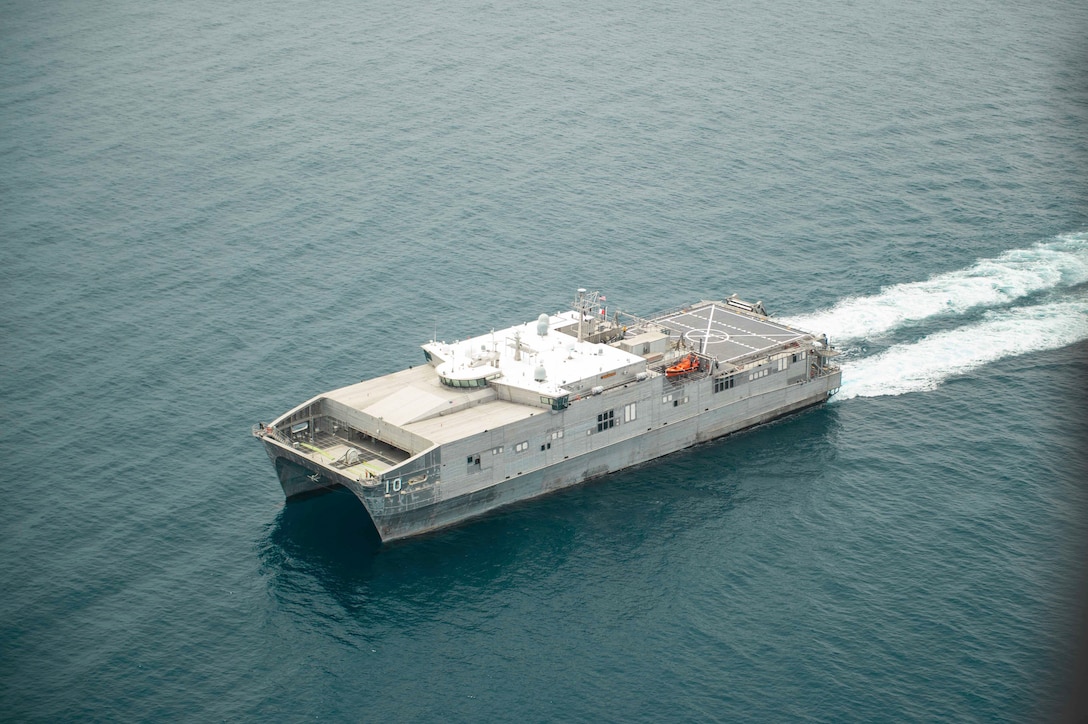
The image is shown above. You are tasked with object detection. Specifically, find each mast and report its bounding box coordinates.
[573,288,603,342]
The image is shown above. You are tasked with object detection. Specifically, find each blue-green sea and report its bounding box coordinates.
[2,0,1087,720]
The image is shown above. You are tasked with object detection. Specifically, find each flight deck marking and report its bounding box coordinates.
[683,304,735,350]
[660,305,806,358]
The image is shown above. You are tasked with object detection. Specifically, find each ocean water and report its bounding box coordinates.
[2,0,1087,720]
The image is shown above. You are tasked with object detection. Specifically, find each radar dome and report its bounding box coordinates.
[536,313,549,336]
[534,365,547,382]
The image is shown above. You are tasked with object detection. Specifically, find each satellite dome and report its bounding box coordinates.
[536,313,549,336]
[534,365,547,382]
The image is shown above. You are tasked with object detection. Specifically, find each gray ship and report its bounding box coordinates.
[254,290,841,542]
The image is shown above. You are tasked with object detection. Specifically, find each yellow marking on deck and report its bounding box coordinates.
[351,460,389,475]
[300,443,390,478]
[300,442,334,459]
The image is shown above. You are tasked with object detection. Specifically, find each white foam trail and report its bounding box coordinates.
[833,297,1088,401]
[780,233,1088,343]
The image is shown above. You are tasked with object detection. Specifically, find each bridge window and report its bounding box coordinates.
[440,376,490,388]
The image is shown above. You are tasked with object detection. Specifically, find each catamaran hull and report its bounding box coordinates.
[264,375,837,543]
[256,292,843,544]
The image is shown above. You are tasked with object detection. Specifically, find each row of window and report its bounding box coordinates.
[471,430,565,465]
[469,443,523,466]
[712,351,805,392]
[540,427,566,450]
[714,375,735,393]
[446,353,803,395]
[539,395,571,411]
[441,376,490,388]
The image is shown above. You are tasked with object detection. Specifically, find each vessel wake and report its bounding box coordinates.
[777,233,1088,401]
[833,296,1088,401]
[781,232,1088,345]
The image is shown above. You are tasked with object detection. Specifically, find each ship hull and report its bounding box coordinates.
[272,455,347,499]
[256,293,843,544]
[363,381,833,542]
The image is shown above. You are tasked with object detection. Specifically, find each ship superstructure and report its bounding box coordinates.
[254,290,840,542]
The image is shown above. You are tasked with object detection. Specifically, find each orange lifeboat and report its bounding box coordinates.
[665,353,700,377]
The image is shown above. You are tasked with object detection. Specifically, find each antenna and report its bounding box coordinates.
[577,288,586,342]
[573,288,604,343]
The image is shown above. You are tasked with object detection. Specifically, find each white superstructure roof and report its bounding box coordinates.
[422,310,645,397]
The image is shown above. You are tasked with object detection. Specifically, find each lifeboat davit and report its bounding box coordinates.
[665,353,700,377]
